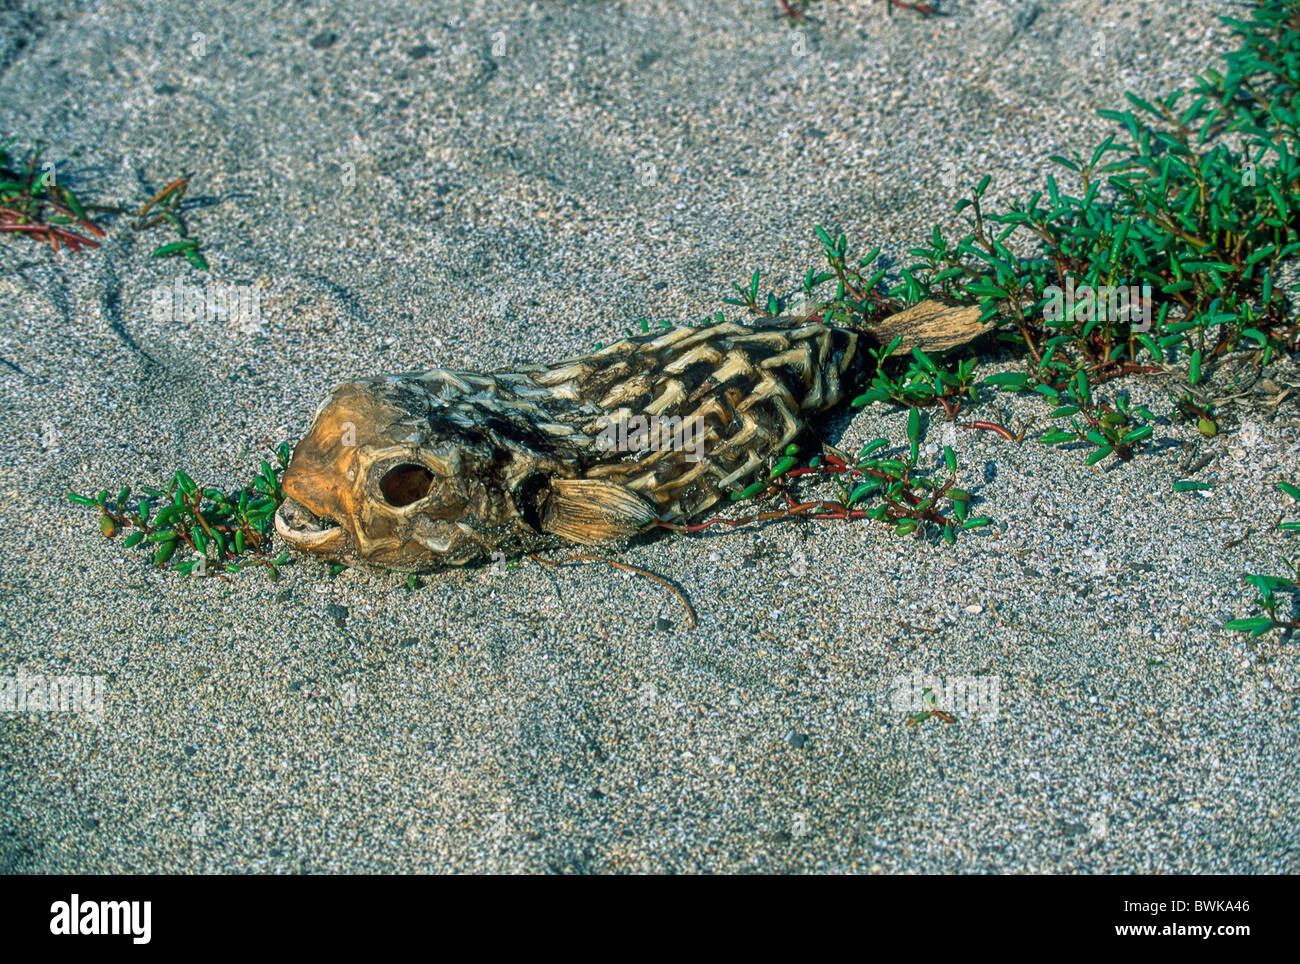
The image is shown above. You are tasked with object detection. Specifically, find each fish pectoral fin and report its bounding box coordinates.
[542,479,658,545]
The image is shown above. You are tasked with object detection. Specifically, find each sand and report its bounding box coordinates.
[1,0,1297,872]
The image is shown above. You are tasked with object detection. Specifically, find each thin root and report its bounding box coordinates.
[527,553,698,629]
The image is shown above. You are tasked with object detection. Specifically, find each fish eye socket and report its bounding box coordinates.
[379,463,435,507]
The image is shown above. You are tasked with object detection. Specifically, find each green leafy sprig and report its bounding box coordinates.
[68,444,293,579]
[1035,370,1155,465]
[0,138,107,252]
[133,173,209,270]
[667,410,991,546]
[1226,480,1300,636]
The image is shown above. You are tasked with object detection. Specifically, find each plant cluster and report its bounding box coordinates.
[67,445,293,579]
[0,139,106,252]
[708,0,1300,585]
[2,137,211,269]
[132,173,209,270]
[852,336,979,411]
[906,1,1300,387]
[906,688,957,727]
[1034,371,1155,465]
[738,1,1300,419]
[661,408,990,545]
[1226,481,1300,636]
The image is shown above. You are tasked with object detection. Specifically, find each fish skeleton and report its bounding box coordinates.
[274,301,989,570]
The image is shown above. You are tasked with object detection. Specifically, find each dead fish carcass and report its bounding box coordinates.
[274,302,988,570]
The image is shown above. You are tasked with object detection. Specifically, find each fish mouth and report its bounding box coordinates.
[274,496,347,552]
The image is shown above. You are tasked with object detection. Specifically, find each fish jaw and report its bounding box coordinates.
[274,495,347,555]
[274,380,375,564]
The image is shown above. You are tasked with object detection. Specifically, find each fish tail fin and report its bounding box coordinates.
[858,300,993,356]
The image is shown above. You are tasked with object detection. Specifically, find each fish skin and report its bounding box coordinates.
[274,303,989,570]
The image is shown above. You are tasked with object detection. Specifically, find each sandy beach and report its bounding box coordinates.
[1,0,1297,872]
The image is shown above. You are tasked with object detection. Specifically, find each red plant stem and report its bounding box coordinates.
[1112,363,1165,376]
[805,507,876,521]
[959,420,1016,442]
[0,222,98,249]
[137,175,188,218]
[45,199,106,237]
[50,226,94,249]
[0,223,55,251]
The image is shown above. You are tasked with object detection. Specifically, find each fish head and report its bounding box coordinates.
[274,377,523,569]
